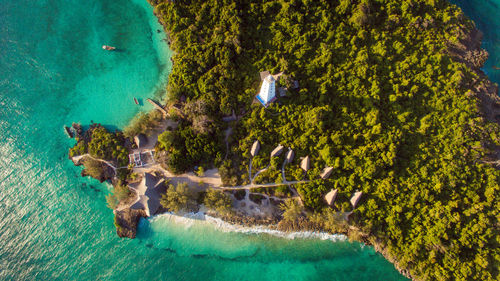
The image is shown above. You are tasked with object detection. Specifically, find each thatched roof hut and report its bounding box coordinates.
[285,149,294,163]
[129,173,165,217]
[324,189,338,206]
[271,144,284,157]
[300,156,310,171]
[320,167,334,179]
[251,140,260,157]
[350,191,363,209]
[134,134,148,148]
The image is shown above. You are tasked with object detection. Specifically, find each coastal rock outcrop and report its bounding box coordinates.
[72,155,115,183]
[114,208,147,239]
[371,239,417,281]
[448,28,489,70]
[448,27,500,126]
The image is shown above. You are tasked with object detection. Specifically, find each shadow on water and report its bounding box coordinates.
[140,240,178,254]
[190,248,261,262]
[80,183,102,193]
[136,218,155,240]
[99,124,120,132]
[63,123,120,140]
[134,214,364,263]
[79,123,119,132]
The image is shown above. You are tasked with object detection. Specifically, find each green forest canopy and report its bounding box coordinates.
[152,0,499,280]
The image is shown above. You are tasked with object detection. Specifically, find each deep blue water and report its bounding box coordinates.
[0,0,497,280]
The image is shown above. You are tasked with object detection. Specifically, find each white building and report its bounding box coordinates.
[256,73,277,106]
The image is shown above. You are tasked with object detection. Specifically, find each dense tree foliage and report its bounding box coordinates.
[156,122,221,174]
[279,198,303,222]
[81,158,105,180]
[203,189,233,215]
[160,182,199,212]
[88,126,129,166]
[106,181,132,209]
[153,0,500,280]
[70,124,129,167]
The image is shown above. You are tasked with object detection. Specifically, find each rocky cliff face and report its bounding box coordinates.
[448,27,500,126]
[114,208,146,239]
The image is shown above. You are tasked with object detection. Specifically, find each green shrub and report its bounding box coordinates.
[123,110,163,138]
[87,125,128,166]
[160,182,198,213]
[106,182,131,209]
[203,189,233,215]
[279,199,303,223]
[82,158,104,180]
[69,141,87,157]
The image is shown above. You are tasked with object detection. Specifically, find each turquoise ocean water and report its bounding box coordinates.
[0,0,497,280]
[452,0,500,85]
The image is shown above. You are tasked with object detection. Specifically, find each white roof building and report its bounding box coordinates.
[256,74,277,106]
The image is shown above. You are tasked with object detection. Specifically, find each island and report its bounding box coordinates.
[68,1,499,281]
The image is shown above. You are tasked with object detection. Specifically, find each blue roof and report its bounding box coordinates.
[256,95,266,106]
[256,74,277,106]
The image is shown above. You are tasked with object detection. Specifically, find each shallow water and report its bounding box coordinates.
[0,0,497,280]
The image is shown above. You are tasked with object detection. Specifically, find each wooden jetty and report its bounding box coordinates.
[146,98,167,117]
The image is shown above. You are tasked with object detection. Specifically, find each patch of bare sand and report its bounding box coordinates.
[131,118,178,154]
[133,164,222,189]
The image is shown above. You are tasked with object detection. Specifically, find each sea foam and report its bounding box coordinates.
[148,211,347,242]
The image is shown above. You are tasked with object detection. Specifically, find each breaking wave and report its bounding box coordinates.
[148,211,347,242]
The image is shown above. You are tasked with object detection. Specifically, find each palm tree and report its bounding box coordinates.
[279,199,303,222]
[160,182,198,213]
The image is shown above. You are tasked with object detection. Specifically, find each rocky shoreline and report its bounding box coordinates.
[114,208,147,239]
[66,1,499,281]
[448,27,500,127]
[113,199,282,239]
[118,2,498,280]
[366,23,500,281]
[71,155,116,183]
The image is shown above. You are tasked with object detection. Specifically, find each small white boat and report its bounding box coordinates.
[102,45,116,51]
